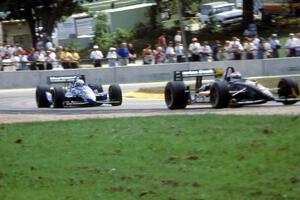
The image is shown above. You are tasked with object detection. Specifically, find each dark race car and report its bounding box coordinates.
[36,75,122,108]
[165,66,300,109]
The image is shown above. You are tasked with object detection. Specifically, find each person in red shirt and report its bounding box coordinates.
[158,33,167,51]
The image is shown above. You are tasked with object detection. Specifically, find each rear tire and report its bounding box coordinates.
[36,85,51,108]
[278,77,299,105]
[109,84,122,106]
[210,81,230,108]
[164,81,189,109]
[52,87,65,108]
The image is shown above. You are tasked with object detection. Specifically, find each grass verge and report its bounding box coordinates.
[0,115,300,199]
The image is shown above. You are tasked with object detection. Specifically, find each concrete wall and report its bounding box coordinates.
[0,57,300,89]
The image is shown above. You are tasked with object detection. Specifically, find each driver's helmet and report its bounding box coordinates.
[74,79,85,87]
[229,71,242,80]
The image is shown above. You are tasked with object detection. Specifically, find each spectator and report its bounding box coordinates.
[70,48,80,69]
[47,48,60,70]
[117,42,129,66]
[174,42,184,63]
[285,33,298,57]
[188,37,201,62]
[154,46,165,64]
[35,48,46,70]
[19,49,28,70]
[90,45,103,67]
[128,43,137,64]
[257,37,266,59]
[201,41,212,62]
[106,47,118,67]
[243,37,256,59]
[60,47,72,69]
[174,30,182,44]
[269,34,281,58]
[211,40,221,61]
[230,37,243,60]
[223,40,233,60]
[142,44,153,65]
[158,33,167,51]
[27,48,37,70]
[296,33,300,56]
[165,41,176,63]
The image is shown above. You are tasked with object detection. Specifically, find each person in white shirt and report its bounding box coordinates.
[201,41,212,62]
[174,42,184,63]
[269,34,281,58]
[243,37,257,59]
[230,37,244,60]
[165,41,176,63]
[174,30,182,44]
[285,33,298,57]
[188,37,201,61]
[106,47,118,67]
[90,45,103,67]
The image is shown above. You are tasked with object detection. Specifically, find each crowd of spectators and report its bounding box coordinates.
[0,38,80,71]
[141,31,300,64]
[1,31,300,71]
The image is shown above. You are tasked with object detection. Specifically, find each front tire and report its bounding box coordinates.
[36,85,51,108]
[210,81,230,108]
[278,77,299,105]
[52,87,65,108]
[109,84,122,106]
[164,81,189,109]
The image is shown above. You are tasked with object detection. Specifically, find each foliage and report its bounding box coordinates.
[1,115,300,199]
[93,14,132,53]
[0,0,84,45]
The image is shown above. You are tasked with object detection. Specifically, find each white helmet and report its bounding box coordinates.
[75,79,85,87]
[229,71,242,80]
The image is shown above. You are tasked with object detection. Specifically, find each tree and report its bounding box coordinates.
[0,0,83,46]
[242,0,254,29]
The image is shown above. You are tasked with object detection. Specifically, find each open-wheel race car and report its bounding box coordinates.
[36,75,122,108]
[164,66,300,109]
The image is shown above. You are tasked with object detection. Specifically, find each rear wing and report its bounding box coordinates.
[47,75,86,85]
[173,68,223,81]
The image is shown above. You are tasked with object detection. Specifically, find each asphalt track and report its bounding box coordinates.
[0,83,300,123]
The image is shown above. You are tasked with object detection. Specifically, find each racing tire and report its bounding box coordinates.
[36,85,51,108]
[109,84,122,106]
[210,81,230,108]
[164,81,189,110]
[278,77,299,105]
[52,87,65,108]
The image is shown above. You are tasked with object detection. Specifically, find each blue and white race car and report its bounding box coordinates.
[36,75,122,108]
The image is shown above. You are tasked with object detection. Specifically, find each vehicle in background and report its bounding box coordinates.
[198,1,243,24]
[261,0,300,22]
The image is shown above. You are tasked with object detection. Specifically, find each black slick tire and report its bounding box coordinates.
[210,81,230,108]
[109,84,122,106]
[278,77,299,105]
[36,85,51,108]
[164,81,188,109]
[52,87,65,108]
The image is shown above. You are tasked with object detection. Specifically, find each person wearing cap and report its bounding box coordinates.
[285,33,298,57]
[188,37,201,62]
[106,47,117,67]
[90,45,103,67]
[269,34,281,58]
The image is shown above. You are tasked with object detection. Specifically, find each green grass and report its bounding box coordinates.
[1,115,300,199]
